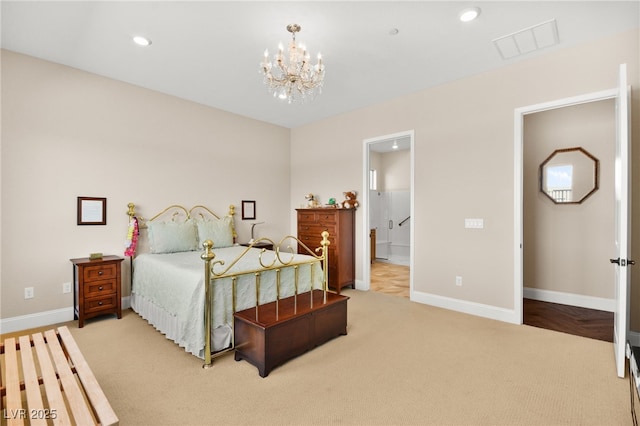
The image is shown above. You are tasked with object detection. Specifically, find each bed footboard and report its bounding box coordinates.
[201,231,333,369]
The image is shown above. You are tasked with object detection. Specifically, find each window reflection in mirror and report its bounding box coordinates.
[539,147,599,204]
[546,164,573,202]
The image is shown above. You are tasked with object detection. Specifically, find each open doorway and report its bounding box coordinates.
[515,64,631,377]
[522,99,615,342]
[362,131,414,299]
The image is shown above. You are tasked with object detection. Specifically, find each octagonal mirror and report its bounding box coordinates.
[539,147,599,204]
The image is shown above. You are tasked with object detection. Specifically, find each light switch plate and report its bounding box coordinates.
[465,218,484,229]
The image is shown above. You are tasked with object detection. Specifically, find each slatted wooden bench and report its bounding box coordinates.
[0,326,118,425]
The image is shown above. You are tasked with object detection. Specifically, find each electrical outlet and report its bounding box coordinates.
[455,276,463,286]
[63,282,72,294]
[24,287,34,299]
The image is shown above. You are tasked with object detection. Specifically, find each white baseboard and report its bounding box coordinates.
[523,287,615,312]
[409,288,622,333]
[0,296,131,334]
[411,290,519,324]
[0,308,74,334]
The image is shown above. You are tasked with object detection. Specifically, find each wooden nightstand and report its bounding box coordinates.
[70,256,123,328]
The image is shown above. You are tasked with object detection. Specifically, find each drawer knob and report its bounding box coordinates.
[98,286,103,291]
[98,270,103,275]
[98,301,103,305]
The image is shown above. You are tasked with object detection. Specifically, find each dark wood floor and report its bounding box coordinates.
[523,299,614,342]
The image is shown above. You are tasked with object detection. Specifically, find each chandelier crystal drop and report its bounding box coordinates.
[260,24,325,104]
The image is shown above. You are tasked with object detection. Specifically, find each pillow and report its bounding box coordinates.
[196,216,234,248]
[148,219,198,254]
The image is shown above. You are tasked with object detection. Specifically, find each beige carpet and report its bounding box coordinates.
[63,289,629,425]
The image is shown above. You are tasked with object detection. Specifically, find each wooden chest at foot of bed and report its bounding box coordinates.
[234,290,348,377]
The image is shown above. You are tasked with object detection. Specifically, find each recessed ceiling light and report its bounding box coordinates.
[133,36,152,46]
[459,7,481,23]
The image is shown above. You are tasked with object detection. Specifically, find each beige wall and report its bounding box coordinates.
[1,50,290,319]
[379,150,410,192]
[523,100,615,299]
[290,29,639,326]
[2,29,639,332]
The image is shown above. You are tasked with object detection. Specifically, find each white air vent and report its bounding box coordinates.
[493,19,559,60]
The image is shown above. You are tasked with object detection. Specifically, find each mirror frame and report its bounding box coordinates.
[539,147,599,205]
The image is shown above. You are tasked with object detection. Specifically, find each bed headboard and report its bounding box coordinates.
[125,203,237,256]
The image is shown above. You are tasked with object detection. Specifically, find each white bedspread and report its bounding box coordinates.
[131,246,324,358]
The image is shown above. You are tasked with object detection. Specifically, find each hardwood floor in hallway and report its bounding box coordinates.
[370,261,409,298]
[368,267,613,343]
[523,298,614,342]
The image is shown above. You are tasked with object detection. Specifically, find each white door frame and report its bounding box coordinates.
[613,63,631,377]
[362,130,415,294]
[514,88,618,324]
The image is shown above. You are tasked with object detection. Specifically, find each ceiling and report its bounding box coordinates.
[2,1,638,129]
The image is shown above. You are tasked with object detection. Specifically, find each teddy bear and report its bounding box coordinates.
[342,191,359,209]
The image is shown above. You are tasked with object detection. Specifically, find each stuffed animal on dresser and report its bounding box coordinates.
[305,193,320,207]
[342,191,359,209]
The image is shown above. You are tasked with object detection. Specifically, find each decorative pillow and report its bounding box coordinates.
[196,216,234,248]
[148,219,198,254]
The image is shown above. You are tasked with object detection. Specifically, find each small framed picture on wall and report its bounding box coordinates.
[242,200,256,220]
[77,197,107,225]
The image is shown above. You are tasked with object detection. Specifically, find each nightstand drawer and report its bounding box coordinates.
[84,279,117,297]
[84,294,117,314]
[83,263,117,282]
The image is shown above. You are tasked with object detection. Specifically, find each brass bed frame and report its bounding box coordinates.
[126,203,331,369]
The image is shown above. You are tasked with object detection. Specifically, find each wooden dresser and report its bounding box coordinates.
[296,208,355,294]
[70,256,123,328]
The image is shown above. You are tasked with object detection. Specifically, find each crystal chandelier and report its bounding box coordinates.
[260,24,325,103]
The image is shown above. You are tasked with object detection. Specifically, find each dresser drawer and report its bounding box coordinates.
[297,211,317,222]
[298,210,338,225]
[298,232,336,248]
[84,279,117,297]
[83,263,118,282]
[84,294,117,314]
[316,211,337,224]
[298,224,337,237]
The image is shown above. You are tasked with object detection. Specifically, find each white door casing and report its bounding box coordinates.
[362,130,415,295]
[612,63,632,378]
